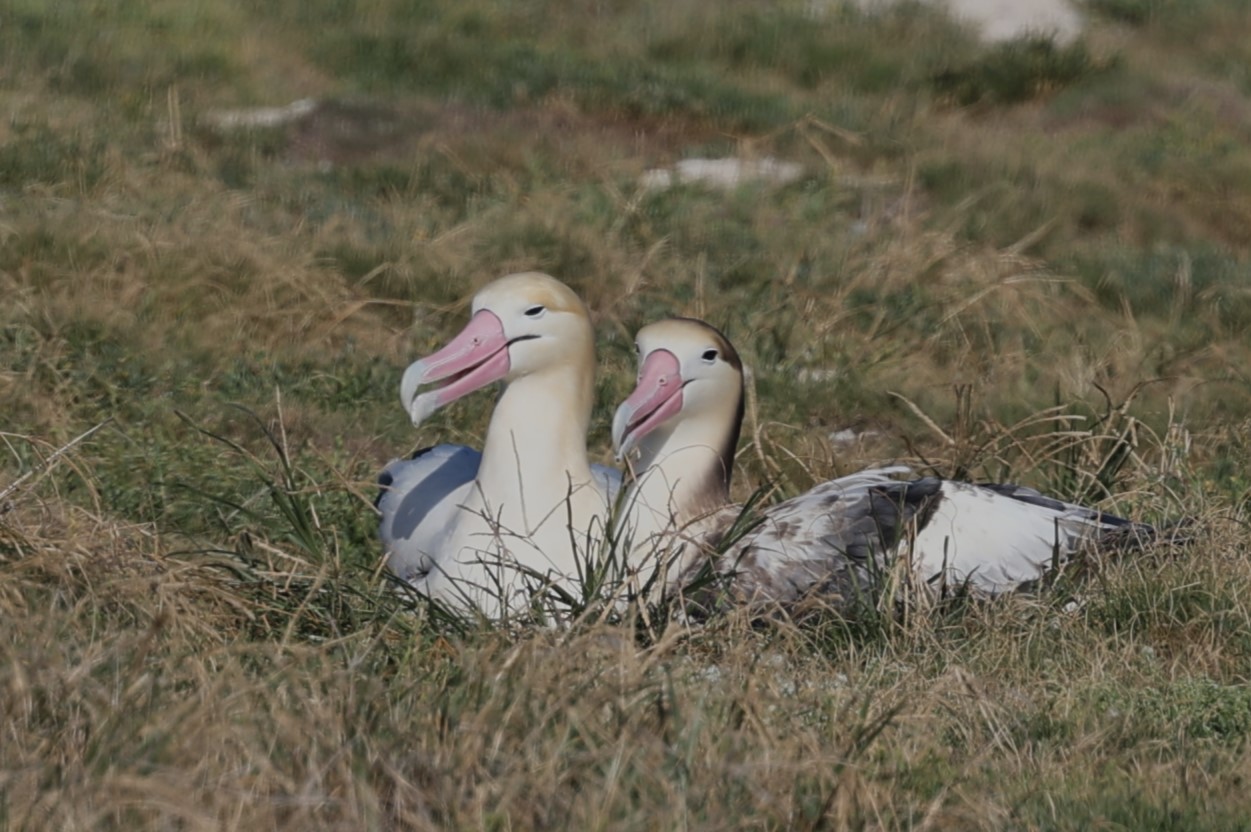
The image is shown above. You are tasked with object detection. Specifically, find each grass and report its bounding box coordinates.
[4,0,1251,826]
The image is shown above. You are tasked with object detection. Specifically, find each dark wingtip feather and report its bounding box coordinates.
[976,481,1139,527]
[1097,516,1197,552]
[375,446,438,511]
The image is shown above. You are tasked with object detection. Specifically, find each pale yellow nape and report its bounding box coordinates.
[473,271,590,319]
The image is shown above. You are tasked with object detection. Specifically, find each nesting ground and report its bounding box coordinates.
[4,1,1251,828]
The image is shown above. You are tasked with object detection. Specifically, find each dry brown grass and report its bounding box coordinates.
[5,468,1251,829]
[6,1,1251,827]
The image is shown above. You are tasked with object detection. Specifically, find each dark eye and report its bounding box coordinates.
[524,305,546,318]
[701,348,718,363]
[634,342,641,354]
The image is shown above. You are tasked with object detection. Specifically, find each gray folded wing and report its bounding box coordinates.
[377,444,479,581]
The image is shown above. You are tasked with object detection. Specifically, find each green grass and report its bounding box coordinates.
[930,37,1112,106]
[5,0,1251,826]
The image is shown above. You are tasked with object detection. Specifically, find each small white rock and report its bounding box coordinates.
[202,98,319,132]
[828,428,881,445]
[697,664,724,684]
[797,367,840,383]
[641,156,803,191]
[850,0,1084,45]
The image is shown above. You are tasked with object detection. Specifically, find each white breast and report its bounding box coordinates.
[379,444,622,589]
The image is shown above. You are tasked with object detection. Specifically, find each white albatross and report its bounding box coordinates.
[377,272,621,617]
[611,317,1154,612]
[378,448,620,583]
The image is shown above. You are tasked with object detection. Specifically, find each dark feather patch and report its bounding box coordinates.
[374,445,438,510]
[975,481,1136,527]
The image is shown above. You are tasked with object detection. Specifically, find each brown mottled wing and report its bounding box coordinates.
[711,468,942,612]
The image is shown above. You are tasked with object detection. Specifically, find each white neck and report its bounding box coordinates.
[426,363,607,615]
[615,412,734,590]
[476,368,596,523]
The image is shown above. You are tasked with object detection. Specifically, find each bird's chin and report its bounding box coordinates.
[409,390,442,428]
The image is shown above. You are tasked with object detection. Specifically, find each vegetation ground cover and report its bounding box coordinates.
[3,0,1251,827]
